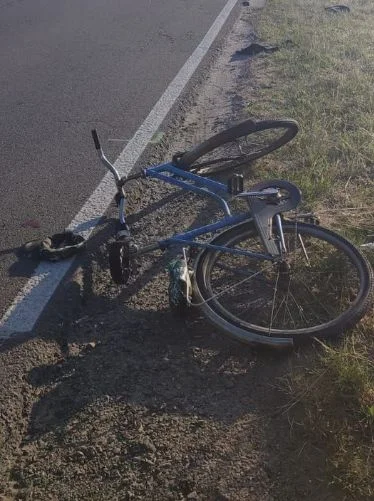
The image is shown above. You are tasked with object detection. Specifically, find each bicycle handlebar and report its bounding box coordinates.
[91,129,101,150]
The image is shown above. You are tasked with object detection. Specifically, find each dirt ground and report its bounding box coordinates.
[0,5,358,501]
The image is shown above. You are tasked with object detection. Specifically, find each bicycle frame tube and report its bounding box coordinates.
[134,210,274,262]
[145,162,232,215]
[119,196,126,225]
[116,160,233,227]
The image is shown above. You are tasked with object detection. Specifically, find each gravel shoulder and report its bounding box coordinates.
[0,5,351,501]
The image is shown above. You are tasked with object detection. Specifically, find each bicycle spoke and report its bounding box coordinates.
[200,222,366,335]
[268,269,280,334]
[214,261,265,279]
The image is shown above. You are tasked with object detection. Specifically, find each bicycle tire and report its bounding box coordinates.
[108,241,131,285]
[193,221,373,346]
[177,119,299,175]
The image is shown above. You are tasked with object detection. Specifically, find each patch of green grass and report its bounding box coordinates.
[286,337,374,497]
[250,0,374,497]
[249,0,374,226]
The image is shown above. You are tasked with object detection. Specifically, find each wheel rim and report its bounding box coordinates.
[199,223,368,336]
[190,126,294,173]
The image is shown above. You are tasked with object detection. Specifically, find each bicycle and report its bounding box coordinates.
[91,119,373,349]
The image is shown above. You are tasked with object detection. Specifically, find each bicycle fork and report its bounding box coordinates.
[116,195,131,240]
[91,129,142,243]
[242,179,302,259]
[274,214,287,255]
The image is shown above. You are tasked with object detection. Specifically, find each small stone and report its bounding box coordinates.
[79,446,97,459]
[140,437,156,453]
[187,491,199,500]
[74,451,86,461]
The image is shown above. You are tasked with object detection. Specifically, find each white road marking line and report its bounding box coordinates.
[0,0,238,337]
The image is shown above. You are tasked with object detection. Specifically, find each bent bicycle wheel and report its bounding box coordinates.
[177,119,299,175]
[194,221,373,346]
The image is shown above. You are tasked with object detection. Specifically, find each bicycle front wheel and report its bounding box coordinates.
[178,119,298,175]
[194,221,373,344]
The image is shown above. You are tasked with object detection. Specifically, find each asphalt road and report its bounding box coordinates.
[0,0,232,319]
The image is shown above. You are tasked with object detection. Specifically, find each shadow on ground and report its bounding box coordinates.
[0,182,347,500]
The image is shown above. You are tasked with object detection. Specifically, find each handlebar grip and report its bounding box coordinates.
[91,129,101,150]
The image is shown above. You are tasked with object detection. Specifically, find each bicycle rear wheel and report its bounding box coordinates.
[178,119,298,175]
[194,221,373,345]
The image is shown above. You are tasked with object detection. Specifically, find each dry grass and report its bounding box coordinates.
[250,0,374,237]
[248,0,374,496]
[283,334,374,497]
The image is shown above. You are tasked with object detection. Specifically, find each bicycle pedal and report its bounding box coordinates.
[228,174,244,195]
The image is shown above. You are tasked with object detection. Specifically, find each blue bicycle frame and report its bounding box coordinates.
[91,128,296,261]
[117,161,275,261]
